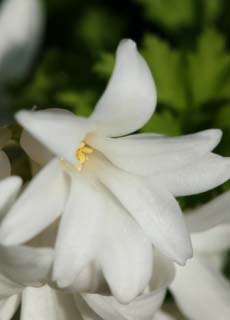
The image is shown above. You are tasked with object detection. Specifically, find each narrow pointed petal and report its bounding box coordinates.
[21,286,80,320]
[0,176,22,218]
[155,154,230,197]
[0,245,53,287]
[97,158,192,265]
[98,193,153,304]
[0,128,10,149]
[89,129,222,176]
[0,295,20,320]
[20,130,54,166]
[83,252,175,320]
[0,151,10,179]
[0,159,68,245]
[170,256,230,320]
[53,176,106,288]
[186,191,230,233]
[16,109,91,166]
[0,0,44,84]
[91,39,157,137]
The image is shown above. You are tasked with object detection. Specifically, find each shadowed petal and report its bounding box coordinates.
[170,256,230,320]
[0,294,20,320]
[21,286,80,320]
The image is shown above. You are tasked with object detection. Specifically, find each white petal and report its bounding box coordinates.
[98,191,153,303]
[88,129,222,176]
[0,151,10,179]
[0,295,20,320]
[67,261,106,294]
[154,311,176,320]
[192,224,230,253]
[0,176,22,217]
[170,256,230,320]
[0,0,44,84]
[21,285,80,320]
[53,175,106,288]
[0,245,53,287]
[186,191,230,233]
[0,128,10,149]
[90,39,157,137]
[96,158,192,265]
[16,109,91,166]
[0,273,22,299]
[83,252,175,320]
[155,153,230,197]
[0,159,68,245]
[75,295,103,320]
[20,130,54,166]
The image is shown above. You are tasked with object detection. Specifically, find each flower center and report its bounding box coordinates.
[75,141,93,171]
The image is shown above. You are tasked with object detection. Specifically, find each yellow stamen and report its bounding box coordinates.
[75,141,93,171]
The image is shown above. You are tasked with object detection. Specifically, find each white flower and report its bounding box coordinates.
[0,128,11,179]
[0,0,44,86]
[0,39,230,303]
[0,177,176,320]
[170,192,230,320]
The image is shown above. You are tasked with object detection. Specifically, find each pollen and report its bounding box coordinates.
[75,141,93,171]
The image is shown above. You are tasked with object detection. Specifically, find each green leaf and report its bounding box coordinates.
[135,0,195,30]
[142,34,187,111]
[188,28,230,107]
[93,53,114,79]
[215,104,230,129]
[141,111,181,136]
[56,90,95,117]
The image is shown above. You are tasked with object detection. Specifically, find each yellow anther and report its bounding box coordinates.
[75,141,93,171]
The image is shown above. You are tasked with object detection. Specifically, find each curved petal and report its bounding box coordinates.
[90,39,157,137]
[0,245,53,287]
[0,159,68,245]
[20,130,54,166]
[0,176,22,217]
[155,154,230,197]
[0,294,20,320]
[0,0,44,84]
[83,252,175,320]
[88,129,222,176]
[0,128,10,149]
[53,175,106,288]
[191,224,230,253]
[21,286,80,320]
[98,190,153,304]
[0,151,10,179]
[96,157,192,265]
[170,256,230,320]
[16,109,91,166]
[186,191,230,233]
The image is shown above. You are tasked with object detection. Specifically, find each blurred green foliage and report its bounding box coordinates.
[1,0,229,205]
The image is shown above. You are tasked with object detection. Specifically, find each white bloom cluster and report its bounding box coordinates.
[0,1,229,319]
